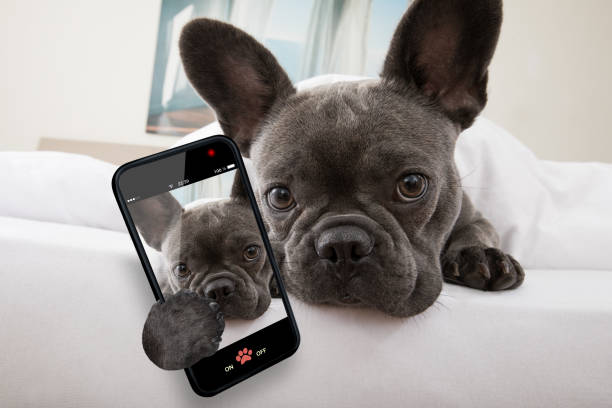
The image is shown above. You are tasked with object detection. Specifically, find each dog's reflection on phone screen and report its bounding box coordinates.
[129,171,281,370]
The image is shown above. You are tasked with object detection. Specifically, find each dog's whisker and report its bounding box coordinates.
[432,299,450,312]
[459,167,480,181]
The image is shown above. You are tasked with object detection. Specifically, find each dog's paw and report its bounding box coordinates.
[142,290,225,370]
[442,247,525,291]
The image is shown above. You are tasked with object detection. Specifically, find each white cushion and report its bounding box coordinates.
[0,151,125,232]
[457,118,612,270]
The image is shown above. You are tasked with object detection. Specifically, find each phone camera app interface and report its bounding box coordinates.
[123,145,288,370]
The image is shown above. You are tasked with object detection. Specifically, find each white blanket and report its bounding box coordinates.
[0,215,610,407]
[457,118,612,270]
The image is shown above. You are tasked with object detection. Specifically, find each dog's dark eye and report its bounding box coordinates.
[267,186,295,211]
[243,245,261,261]
[396,174,428,201]
[173,263,191,279]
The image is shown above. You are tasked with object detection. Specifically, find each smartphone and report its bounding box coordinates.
[112,136,299,396]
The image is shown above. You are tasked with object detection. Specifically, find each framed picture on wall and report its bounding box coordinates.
[146,0,409,136]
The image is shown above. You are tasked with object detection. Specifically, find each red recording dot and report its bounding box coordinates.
[207,148,216,157]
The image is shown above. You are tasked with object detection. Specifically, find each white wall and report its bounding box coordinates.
[484,0,612,163]
[0,0,171,151]
[1,0,611,163]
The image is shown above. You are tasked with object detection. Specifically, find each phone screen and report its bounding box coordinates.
[114,137,298,395]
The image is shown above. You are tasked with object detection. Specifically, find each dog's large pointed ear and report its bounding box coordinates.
[382,0,502,129]
[229,171,248,202]
[129,193,183,251]
[180,19,295,157]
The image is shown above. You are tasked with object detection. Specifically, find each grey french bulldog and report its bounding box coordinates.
[177,0,524,318]
[129,173,275,369]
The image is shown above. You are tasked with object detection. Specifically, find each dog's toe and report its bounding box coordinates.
[442,246,525,291]
[209,300,220,312]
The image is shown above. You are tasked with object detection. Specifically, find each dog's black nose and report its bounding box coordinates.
[204,278,235,301]
[315,225,374,264]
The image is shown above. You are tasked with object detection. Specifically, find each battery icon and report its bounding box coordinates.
[226,164,236,170]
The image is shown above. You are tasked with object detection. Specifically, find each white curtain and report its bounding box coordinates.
[161,0,232,111]
[171,170,236,205]
[162,4,195,109]
[328,0,371,75]
[300,0,372,78]
[300,0,341,78]
[229,0,275,41]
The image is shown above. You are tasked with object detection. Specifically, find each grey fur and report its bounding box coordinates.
[142,290,224,370]
[178,0,524,318]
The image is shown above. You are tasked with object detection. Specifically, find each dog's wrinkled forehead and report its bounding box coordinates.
[252,80,458,185]
[164,199,261,261]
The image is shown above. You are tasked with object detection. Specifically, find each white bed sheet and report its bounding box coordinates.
[1,215,610,407]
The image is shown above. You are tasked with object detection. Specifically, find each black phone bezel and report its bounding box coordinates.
[111,135,300,397]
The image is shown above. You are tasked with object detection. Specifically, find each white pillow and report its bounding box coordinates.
[174,74,612,270]
[457,118,612,270]
[0,151,125,232]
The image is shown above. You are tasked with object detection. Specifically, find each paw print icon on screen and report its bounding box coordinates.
[236,348,252,365]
